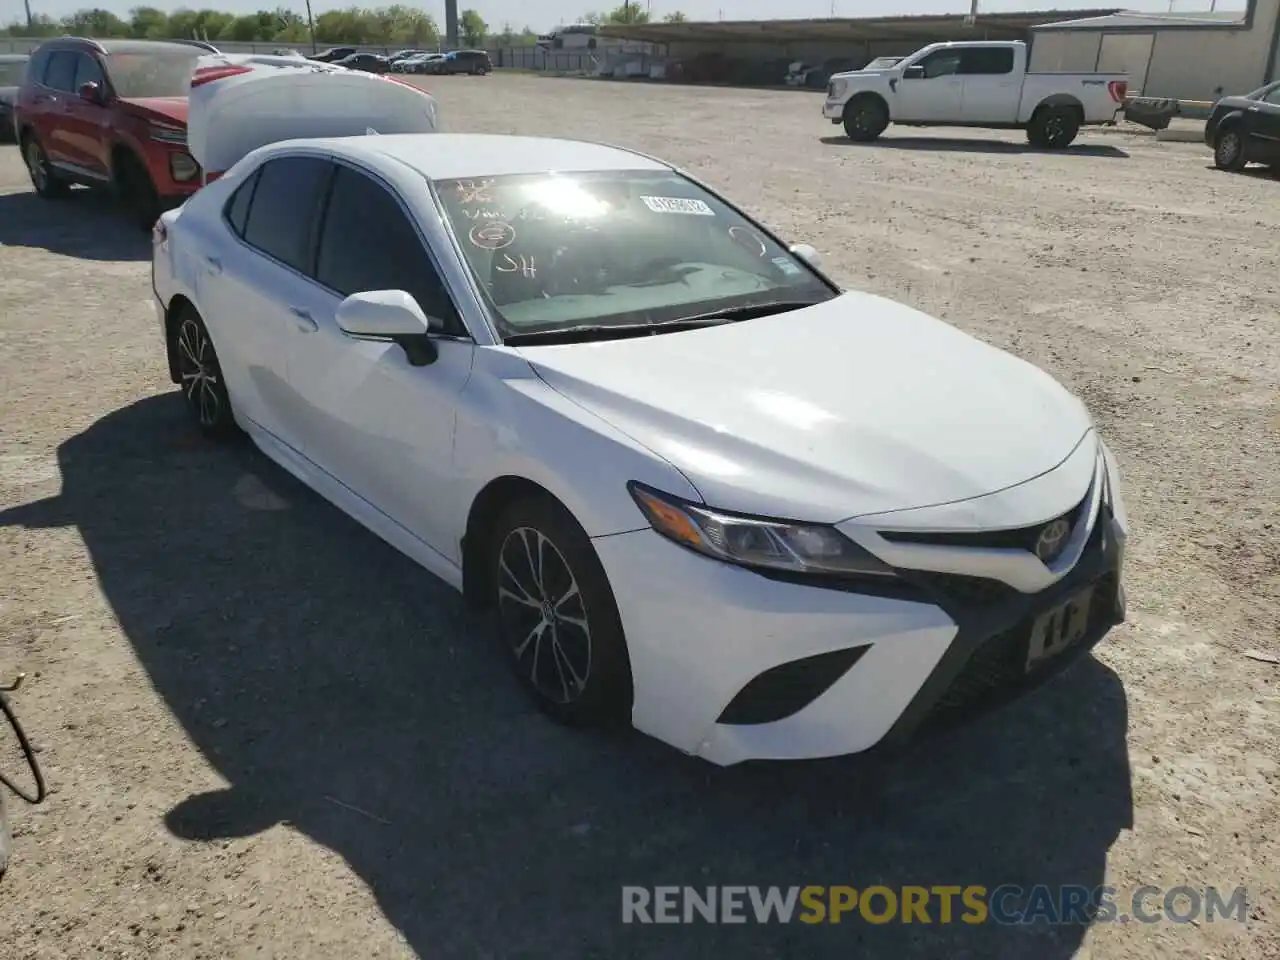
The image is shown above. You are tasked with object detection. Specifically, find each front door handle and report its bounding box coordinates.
[203,255,222,275]
[1247,105,1261,112]
[289,306,318,332]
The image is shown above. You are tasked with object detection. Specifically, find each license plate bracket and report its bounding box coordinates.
[1025,585,1095,672]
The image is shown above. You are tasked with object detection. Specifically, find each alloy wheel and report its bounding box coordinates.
[25,141,47,191]
[1217,132,1240,167]
[176,318,222,428]
[496,526,592,705]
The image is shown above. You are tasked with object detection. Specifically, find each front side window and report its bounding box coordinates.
[72,54,105,91]
[1263,84,1280,106]
[434,170,835,339]
[103,49,200,98]
[314,166,461,332]
[240,156,331,272]
[919,51,962,79]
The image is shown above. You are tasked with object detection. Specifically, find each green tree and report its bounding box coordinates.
[128,5,170,37]
[60,8,131,36]
[459,8,486,47]
[662,10,687,22]
[605,4,650,24]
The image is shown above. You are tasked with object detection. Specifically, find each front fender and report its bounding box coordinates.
[450,347,700,545]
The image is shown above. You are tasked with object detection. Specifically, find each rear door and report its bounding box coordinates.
[197,154,333,448]
[36,50,78,164]
[958,47,1021,123]
[893,48,963,122]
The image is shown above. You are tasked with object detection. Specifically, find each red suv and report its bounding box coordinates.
[13,38,209,229]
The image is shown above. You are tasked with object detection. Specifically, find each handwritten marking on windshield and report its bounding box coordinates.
[495,254,537,278]
[455,179,496,205]
[469,221,516,250]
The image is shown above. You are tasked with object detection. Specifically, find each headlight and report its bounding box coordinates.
[829,79,846,99]
[169,152,198,181]
[627,482,894,577]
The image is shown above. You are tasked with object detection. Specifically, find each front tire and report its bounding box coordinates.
[115,151,161,232]
[171,307,238,439]
[489,495,633,727]
[842,95,889,142]
[1213,124,1248,171]
[1027,106,1080,149]
[23,135,70,199]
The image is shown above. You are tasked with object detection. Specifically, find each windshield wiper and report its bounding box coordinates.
[501,300,820,346]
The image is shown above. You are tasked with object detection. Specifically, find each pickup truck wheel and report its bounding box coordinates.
[842,96,889,143]
[1029,106,1080,149]
[1212,125,1248,172]
[115,151,162,233]
[23,136,70,199]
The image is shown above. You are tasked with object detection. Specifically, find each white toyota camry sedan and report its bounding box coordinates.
[152,131,1129,766]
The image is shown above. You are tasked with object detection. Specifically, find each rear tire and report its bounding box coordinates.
[488,494,633,727]
[1027,105,1080,149]
[1213,124,1248,171]
[115,150,162,232]
[22,135,70,199]
[842,95,889,143]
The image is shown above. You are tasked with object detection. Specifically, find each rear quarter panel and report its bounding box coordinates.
[1018,73,1126,124]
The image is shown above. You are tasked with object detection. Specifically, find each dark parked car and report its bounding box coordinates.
[309,46,357,63]
[0,53,28,142]
[431,49,492,75]
[334,52,390,74]
[1205,80,1280,172]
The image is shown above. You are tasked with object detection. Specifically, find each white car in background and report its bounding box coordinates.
[152,112,1128,765]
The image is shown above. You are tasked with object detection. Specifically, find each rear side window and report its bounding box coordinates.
[960,48,1014,75]
[42,51,79,92]
[223,169,260,238]
[24,50,50,85]
[314,165,461,331]
[241,156,332,273]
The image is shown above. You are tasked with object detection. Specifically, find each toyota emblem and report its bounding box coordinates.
[1034,518,1072,563]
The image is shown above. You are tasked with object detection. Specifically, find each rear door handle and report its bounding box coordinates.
[203,255,222,275]
[289,306,318,332]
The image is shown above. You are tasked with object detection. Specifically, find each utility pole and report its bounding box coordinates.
[305,0,317,54]
[24,0,34,32]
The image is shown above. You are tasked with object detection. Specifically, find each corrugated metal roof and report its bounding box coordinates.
[1031,10,1247,30]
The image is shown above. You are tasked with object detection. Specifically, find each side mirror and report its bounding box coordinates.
[335,290,443,367]
[78,81,103,103]
[902,65,925,80]
[790,243,823,270]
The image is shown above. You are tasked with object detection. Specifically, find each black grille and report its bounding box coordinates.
[910,571,1020,609]
[878,493,1090,553]
[918,573,1117,734]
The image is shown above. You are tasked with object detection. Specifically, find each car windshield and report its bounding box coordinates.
[0,61,26,85]
[104,49,200,98]
[435,170,835,340]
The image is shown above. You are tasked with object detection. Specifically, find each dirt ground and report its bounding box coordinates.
[0,74,1277,959]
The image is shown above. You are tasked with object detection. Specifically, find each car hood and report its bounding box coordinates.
[117,96,190,126]
[520,293,1093,523]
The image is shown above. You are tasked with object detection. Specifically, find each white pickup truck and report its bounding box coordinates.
[822,40,1127,149]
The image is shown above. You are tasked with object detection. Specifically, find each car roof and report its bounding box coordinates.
[34,37,208,57]
[316,133,670,180]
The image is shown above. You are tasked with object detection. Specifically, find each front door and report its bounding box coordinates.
[1245,84,1280,164]
[58,52,112,180]
[284,161,476,560]
[893,48,963,123]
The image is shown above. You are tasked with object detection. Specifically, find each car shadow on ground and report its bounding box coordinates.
[820,135,1130,158]
[0,394,1135,959]
[1203,163,1280,179]
[0,187,149,261]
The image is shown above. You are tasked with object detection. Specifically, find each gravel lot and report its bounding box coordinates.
[0,74,1277,960]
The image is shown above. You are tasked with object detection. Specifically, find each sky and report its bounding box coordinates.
[1,0,1249,33]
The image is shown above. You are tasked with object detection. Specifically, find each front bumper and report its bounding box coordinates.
[594,458,1127,767]
[822,97,845,121]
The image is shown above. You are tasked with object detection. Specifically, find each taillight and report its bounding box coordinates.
[191,64,255,87]
[1107,80,1128,103]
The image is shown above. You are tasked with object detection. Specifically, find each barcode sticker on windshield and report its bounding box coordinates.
[641,195,715,216]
